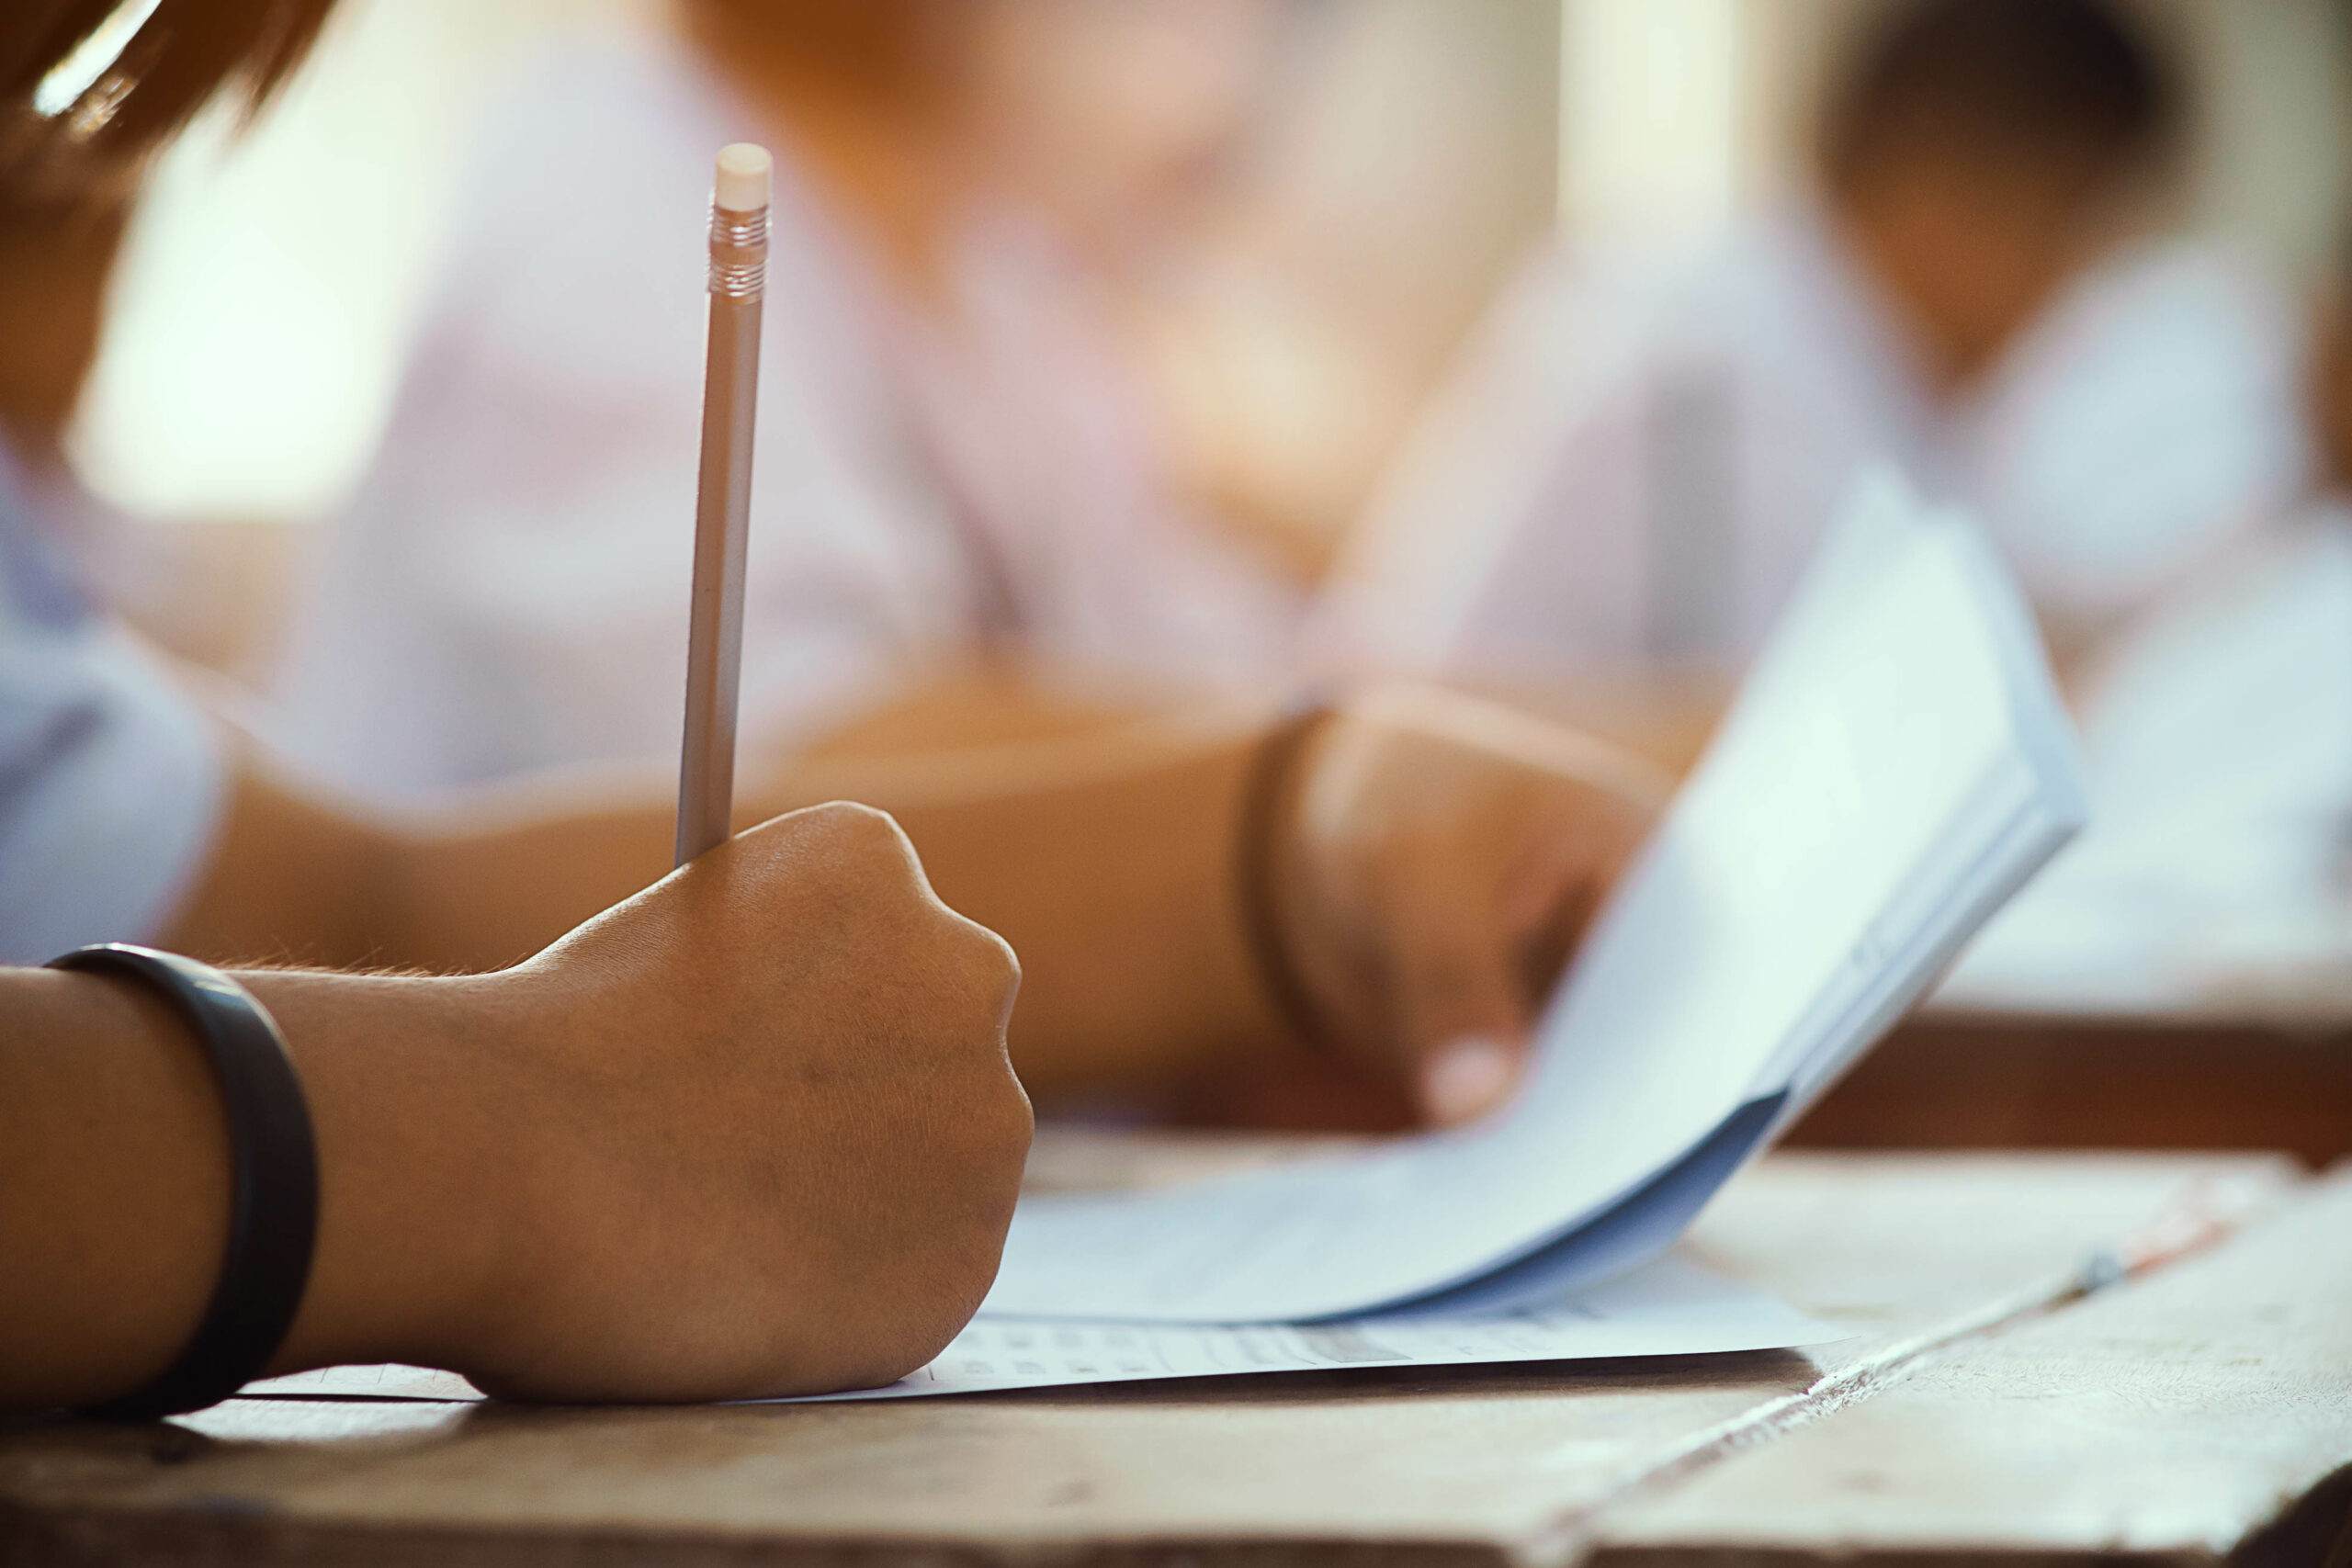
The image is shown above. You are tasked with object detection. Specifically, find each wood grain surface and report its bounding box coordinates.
[1589,1165,2352,1568]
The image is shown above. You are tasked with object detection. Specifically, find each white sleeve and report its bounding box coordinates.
[0,607,225,964]
[1968,245,2311,617]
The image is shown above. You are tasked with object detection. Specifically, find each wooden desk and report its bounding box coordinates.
[4,1145,2347,1568]
[1798,1010,2352,1165]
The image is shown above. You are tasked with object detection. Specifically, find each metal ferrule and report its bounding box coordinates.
[707,205,771,300]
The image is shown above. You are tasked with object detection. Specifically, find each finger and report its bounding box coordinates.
[1405,793,1652,1125]
[1373,863,1536,1126]
[1501,806,1645,1000]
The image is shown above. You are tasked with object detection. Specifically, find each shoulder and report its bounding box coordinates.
[0,487,90,631]
[0,486,224,959]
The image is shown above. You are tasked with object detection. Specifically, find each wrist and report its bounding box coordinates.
[237,969,530,1377]
[1269,710,1372,1053]
[1232,702,1342,1054]
[1235,700,1385,1066]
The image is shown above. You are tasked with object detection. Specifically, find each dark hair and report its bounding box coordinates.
[1,0,334,209]
[1821,0,2181,188]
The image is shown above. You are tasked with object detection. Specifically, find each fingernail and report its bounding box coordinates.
[1422,1036,1519,1126]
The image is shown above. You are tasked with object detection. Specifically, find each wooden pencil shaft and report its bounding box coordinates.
[675,200,768,867]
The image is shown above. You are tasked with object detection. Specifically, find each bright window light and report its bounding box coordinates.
[31,0,164,118]
[1558,0,1743,243]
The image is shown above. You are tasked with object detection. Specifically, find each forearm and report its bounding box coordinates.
[877,717,1283,1098]
[0,966,514,1412]
[167,701,1296,1100]
[160,755,403,970]
[0,970,224,1407]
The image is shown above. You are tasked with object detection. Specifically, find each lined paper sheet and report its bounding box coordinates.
[805,1256,1839,1401]
[243,1254,1841,1406]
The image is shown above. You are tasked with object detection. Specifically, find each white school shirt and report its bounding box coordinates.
[0,452,223,963]
[1311,208,2312,687]
[270,40,1297,797]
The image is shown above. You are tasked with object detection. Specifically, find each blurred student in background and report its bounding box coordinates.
[268,0,1307,795]
[1317,0,2310,757]
[1951,246,2352,1005]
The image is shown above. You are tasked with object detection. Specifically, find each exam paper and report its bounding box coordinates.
[982,473,2088,1324]
[245,1254,1842,1405]
[806,1255,1839,1401]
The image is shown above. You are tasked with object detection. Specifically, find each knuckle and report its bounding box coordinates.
[831,799,911,853]
[796,798,873,835]
[985,1065,1035,1143]
[805,801,924,882]
[933,1066,1032,1171]
[915,907,1021,1013]
[955,915,1023,998]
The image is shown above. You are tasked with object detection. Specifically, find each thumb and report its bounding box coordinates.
[1383,894,1535,1127]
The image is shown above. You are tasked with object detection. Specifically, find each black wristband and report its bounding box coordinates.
[1232,701,1340,1052]
[48,944,319,1420]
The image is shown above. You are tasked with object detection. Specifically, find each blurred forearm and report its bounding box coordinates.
[164,711,1295,1102]
[385,711,1292,1100]
[160,760,403,970]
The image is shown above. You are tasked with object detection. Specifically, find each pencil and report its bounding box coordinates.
[675,142,773,867]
